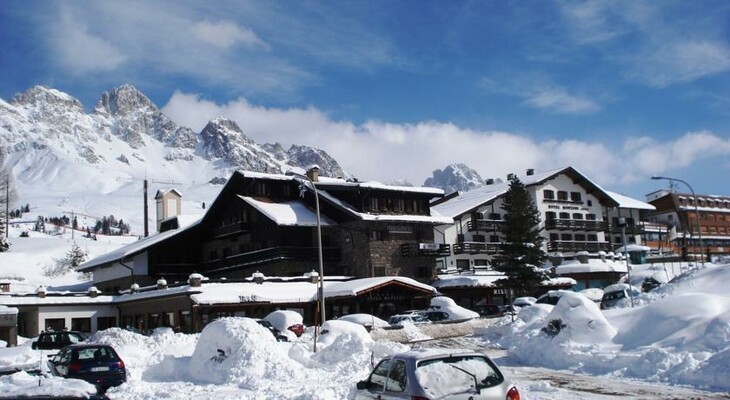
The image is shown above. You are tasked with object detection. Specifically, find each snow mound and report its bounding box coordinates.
[430,296,479,320]
[188,317,302,388]
[337,313,389,329]
[546,291,617,344]
[0,370,96,398]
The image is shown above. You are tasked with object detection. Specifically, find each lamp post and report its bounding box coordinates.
[618,217,634,307]
[651,176,705,268]
[286,170,326,350]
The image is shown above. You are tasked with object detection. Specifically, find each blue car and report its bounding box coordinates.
[48,344,127,390]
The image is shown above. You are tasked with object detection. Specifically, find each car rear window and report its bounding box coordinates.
[415,355,504,398]
[74,347,119,361]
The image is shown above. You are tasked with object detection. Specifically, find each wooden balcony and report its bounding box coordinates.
[452,242,501,255]
[608,223,646,235]
[547,241,610,252]
[213,222,250,238]
[204,246,341,272]
[400,242,451,257]
[467,219,505,231]
[545,219,608,231]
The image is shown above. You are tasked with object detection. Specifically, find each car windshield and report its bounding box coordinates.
[415,355,503,398]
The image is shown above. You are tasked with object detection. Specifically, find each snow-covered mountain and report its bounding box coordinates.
[0,85,348,233]
[423,163,485,194]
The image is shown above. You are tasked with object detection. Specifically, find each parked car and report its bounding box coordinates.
[264,310,306,338]
[471,304,503,318]
[337,314,390,331]
[255,319,289,342]
[32,331,87,351]
[421,310,450,322]
[387,313,431,326]
[600,284,641,309]
[535,290,573,306]
[356,348,520,400]
[512,296,537,308]
[47,344,126,390]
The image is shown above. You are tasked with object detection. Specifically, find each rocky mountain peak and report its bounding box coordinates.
[423,163,484,194]
[94,84,156,116]
[10,85,85,113]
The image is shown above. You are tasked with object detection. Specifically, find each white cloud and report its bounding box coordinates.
[163,92,730,187]
[636,41,730,88]
[51,7,127,72]
[523,88,600,114]
[192,21,268,49]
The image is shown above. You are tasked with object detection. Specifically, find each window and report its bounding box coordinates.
[570,192,582,202]
[456,260,470,270]
[370,230,385,241]
[97,317,116,331]
[573,213,583,220]
[387,361,408,392]
[561,233,572,241]
[587,200,593,207]
[557,191,568,201]
[489,235,500,242]
[559,212,570,219]
[71,318,91,333]
[550,233,559,241]
[373,266,386,276]
[474,259,489,266]
[367,359,392,392]
[488,213,501,220]
[369,197,379,211]
[473,234,485,242]
[586,214,597,220]
[209,250,218,260]
[45,318,65,332]
[587,234,598,242]
[574,234,586,241]
[222,247,231,258]
[543,190,555,200]
[545,211,556,220]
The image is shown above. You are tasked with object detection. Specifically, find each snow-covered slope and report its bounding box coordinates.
[0,85,348,232]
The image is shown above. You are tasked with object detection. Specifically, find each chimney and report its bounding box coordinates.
[157,279,168,290]
[188,273,203,287]
[88,286,100,298]
[307,270,319,284]
[306,165,320,182]
[485,178,494,185]
[252,271,265,284]
[155,189,182,232]
[507,173,516,181]
[36,286,46,298]
[526,168,534,176]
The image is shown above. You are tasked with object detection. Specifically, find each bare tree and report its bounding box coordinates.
[0,147,18,249]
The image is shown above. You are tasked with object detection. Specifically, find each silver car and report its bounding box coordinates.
[356,348,520,400]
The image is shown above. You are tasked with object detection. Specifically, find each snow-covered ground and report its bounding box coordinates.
[1,228,729,398]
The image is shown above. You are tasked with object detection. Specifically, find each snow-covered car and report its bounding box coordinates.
[264,310,305,339]
[600,284,641,309]
[535,290,574,306]
[387,313,431,326]
[337,314,389,331]
[512,296,537,308]
[356,348,520,400]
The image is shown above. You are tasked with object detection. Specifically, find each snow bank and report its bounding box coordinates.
[337,313,389,329]
[0,371,97,398]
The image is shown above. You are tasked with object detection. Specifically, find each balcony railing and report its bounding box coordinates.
[452,242,502,255]
[213,222,251,238]
[545,219,608,231]
[400,242,450,257]
[607,223,646,234]
[467,219,505,231]
[203,246,340,272]
[547,241,610,252]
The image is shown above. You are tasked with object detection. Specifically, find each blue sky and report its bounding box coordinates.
[1,1,729,198]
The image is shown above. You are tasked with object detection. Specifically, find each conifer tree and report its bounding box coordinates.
[493,176,548,297]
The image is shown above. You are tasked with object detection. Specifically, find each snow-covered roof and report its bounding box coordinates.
[191,282,318,305]
[0,305,18,315]
[615,244,651,252]
[325,276,437,298]
[0,294,115,306]
[77,217,202,272]
[317,189,453,224]
[431,273,505,288]
[433,166,617,219]
[605,190,656,210]
[316,177,444,195]
[555,259,629,274]
[238,196,336,227]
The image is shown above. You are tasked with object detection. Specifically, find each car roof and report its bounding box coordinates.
[391,348,484,362]
[63,344,112,350]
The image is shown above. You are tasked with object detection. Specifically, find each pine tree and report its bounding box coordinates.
[493,176,548,297]
[44,244,88,277]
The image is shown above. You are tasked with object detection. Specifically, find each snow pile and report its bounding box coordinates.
[0,346,39,373]
[0,371,97,398]
[264,309,303,339]
[489,263,730,392]
[430,296,479,320]
[337,313,389,329]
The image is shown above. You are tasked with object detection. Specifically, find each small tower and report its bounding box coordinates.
[155,189,183,232]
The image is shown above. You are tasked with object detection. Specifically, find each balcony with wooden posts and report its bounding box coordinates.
[213,222,251,238]
[467,219,505,232]
[547,241,610,252]
[400,242,451,257]
[545,219,608,231]
[203,246,341,272]
[452,241,502,255]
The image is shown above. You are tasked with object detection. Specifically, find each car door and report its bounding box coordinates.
[49,348,71,376]
[357,359,409,400]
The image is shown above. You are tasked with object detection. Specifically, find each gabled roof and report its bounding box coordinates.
[154,188,183,199]
[433,166,619,219]
[316,189,453,224]
[605,190,655,210]
[238,196,336,227]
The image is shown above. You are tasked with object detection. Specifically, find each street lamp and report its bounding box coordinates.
[651,176,705,268]
[286,169,326,350]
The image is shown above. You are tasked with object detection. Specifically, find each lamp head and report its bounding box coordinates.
[651,176,663,180]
